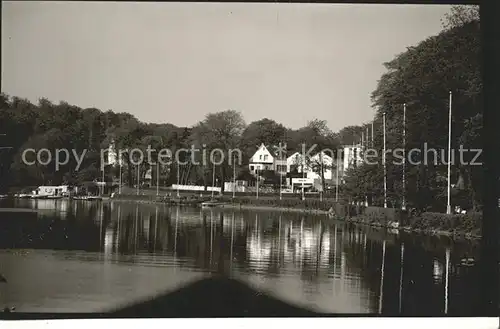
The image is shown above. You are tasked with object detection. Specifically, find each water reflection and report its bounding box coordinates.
[0,199,482,315]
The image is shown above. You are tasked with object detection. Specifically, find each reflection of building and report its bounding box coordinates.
[104,227,114,256]
[31,199,69,213]
[433,259,444,282]
[246,231,272,269]
[320,231,330,267]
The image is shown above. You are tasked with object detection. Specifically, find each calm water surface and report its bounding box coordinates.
[0,199,481,315]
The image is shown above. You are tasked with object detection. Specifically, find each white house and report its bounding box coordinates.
[104,139,122,166]
[248,143,275,174]
[342,144,363,175]
[286,152,304,173]
[286,151,334,180]
[224,180,248,193]
[32,185,70,197]
[309,151,334,180]
[286,151,336,192]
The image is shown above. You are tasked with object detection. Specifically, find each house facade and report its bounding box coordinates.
[32,185,71,197]
[342,144,363,176]
[243,143,363,191]
[249,143,275,174]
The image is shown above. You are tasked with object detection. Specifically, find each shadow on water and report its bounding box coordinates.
[0,199,482,315]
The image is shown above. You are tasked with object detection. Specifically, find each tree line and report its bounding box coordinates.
[0,94,342,193]
[0,6,481,212]
[343,5,481,212]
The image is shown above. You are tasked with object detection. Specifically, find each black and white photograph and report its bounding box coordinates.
[0,1,496,323]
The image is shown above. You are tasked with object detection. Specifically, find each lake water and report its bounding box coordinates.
[0,199,481,315]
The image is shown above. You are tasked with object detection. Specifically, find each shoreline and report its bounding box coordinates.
[6,196,477,240]
[103,197,480,241]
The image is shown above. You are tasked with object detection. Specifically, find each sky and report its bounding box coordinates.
[1,2,452,132]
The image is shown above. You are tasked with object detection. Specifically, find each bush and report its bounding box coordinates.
[409,211,481,235]
[219,195,346,212]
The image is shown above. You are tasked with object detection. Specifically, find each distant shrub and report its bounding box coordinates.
[409,211,481,236]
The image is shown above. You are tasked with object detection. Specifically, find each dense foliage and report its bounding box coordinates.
[343,5,482,212]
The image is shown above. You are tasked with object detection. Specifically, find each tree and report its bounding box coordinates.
[441,5,479,30]
[240,118,287,163]
[190,110,246,193]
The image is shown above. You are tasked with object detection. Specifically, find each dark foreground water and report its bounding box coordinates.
[0,199,481,315]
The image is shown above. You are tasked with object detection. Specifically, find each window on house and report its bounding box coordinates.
[259,155,262,160]
[264,155,268,161]
[250,166,254,171]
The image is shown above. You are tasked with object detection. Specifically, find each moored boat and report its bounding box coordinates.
[46,195,64,200]
[201,200,227,208]
[30,194,48,199]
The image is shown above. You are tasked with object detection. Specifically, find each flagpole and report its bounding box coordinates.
[118,158,122,195]
[335,151,339,202]
[446,91,452,215]
[256,167,259,199]
[212,161,216,199]
[136,165,139,196]
[177,160,180,198]
[383,112,387,208]
[320,152,323,202]
[156,162,159,196]
[301,155,305,201]
[279,143,283,201]
[102,165,105,196]
[280,168,283,201]
[402,103,406,210]
[232,153,236,199]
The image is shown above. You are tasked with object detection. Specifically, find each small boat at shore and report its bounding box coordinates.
[72,196,102,201]
[14,194,32,199]
[30,195,48,199]
[201,200,227,208]
[46,195,64,200]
